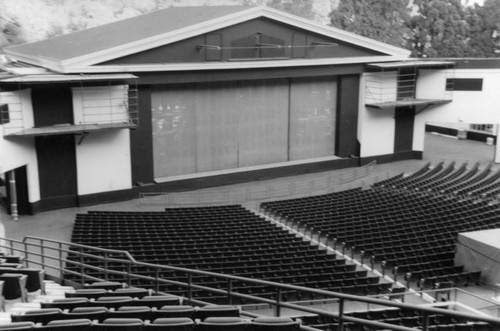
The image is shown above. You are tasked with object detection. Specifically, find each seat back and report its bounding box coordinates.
[109,288,149,299]
[198,317,248,331]
[37,319,93,331]
[65,289,108,300]
[97,318,144,331]
[137,295,181,309]
[84,281,123,290]
[0,274,27,301]
[250,317,300,330]
[145,318,195,331]
[151,306,195,320]
[90,296,134,309]
[196,305,240,321]
[107,306,151,320]
[11,308,62,325]
[41,298,90,310]
[0,322,35,330]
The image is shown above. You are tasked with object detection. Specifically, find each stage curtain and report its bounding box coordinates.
[289,77,337,160]
[237,79,289,167]
[195,82,239,172]
[151,85,197,177]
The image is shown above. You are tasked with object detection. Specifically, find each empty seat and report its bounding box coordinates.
[0,274,27,301]
[84,281,123,290]
[250,317,300,330]
[0,322,35,330]
[61,306,109,323]
[198,317,248,331]
[11,308,62,325]
[37,319,93,331]
[96,318,144,330]
[196,305,240,321]
[107,306,151,320]
[0,268,45,294]
[137,295,181,309]
[151,306,195,320]
[145,318,196,331]
[89,296,134,309]
[109,288,149,299]
[41,298,90,310]
[65,289,108,299]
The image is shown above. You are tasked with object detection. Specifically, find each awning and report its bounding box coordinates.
[5,122,135,137]
[0,73,137,83]
[366,98,452,112]
[367,60,455,70]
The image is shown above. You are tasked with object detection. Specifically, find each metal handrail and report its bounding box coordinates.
[2,235,500,331]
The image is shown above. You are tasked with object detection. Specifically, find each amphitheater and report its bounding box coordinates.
[0,133,498,331]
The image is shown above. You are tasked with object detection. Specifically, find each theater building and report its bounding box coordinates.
[0,5,498,215]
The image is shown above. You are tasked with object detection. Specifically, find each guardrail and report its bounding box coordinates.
[1,235,500,331]
[139,161,377,206]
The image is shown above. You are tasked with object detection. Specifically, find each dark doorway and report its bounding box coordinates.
[35,135,78,210]
[32,87,74,127]
[394,106,415,152]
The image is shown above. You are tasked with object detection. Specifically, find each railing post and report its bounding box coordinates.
[338,298,345,331]
[421,311,429,331]
[41,242,45,270]
[227,279,233,305]
[79,247,85,286]
[275,287,282,317]
[58,242,63,279]
[24,241,29,268]
[154,268,160,294]
[103,251,109,281]
[187,274,193,302]
[126,262,132,287]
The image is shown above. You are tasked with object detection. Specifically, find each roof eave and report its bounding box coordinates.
[56,55,409,74]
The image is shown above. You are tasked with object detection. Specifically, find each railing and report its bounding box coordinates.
[139,162,377,206]
[1,236,500,331]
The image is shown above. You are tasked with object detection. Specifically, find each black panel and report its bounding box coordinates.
[130,86,155,185]
[35,135,77,208]
[32,87,73,127]
[394,106,415,152]
[14,166,30,215]
[446,78,483,91]
[336,75,360,157]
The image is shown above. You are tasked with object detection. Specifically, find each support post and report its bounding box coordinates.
[8,171,18,221]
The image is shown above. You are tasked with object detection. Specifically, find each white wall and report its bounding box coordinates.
[414,69,500,152]
[0,89,40,203]
[358,73,395,157]
[75,129,132,195]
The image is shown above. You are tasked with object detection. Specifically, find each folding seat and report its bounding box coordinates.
[107,306,151,320]
[89,296,134,309]
[0,322,35,330]
[65,289,108,299]
[0,274,27,301]
[144,318,195,331]
[151,306,196,320]
[36,318,93,330]
[41,298,90,310]
[136,295,181,309]
[60,306,109,323]
[0,268,45,294]
[84,281,123,290]
[11,308,62,325]
[249,317,300,330]
[95,318,144,330]
[197,317,248,331]
[108,288,149,299]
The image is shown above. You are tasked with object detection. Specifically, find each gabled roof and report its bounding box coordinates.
[5,5,411,73]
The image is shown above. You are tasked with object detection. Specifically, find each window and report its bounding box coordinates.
[0,104,9,125]
[446,78,483,91]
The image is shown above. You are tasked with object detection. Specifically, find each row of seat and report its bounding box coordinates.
[2,316,300,330]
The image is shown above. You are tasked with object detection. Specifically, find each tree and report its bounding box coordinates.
[267,0,316,21]
[465,0,500,57]
[408,0,470,58]
[329,0,411,49]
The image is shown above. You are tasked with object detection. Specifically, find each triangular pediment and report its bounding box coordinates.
[5,6,410,73]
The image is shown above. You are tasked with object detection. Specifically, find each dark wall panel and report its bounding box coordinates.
[336,75,360,157]
[35,135,78,209]
[394,106,415,152]
[32,87,73,127]
[130,85,155,185]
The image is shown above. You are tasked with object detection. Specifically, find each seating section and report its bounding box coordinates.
[261,162,499,289]
[68,205,392,303]
[7,281,301,330]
